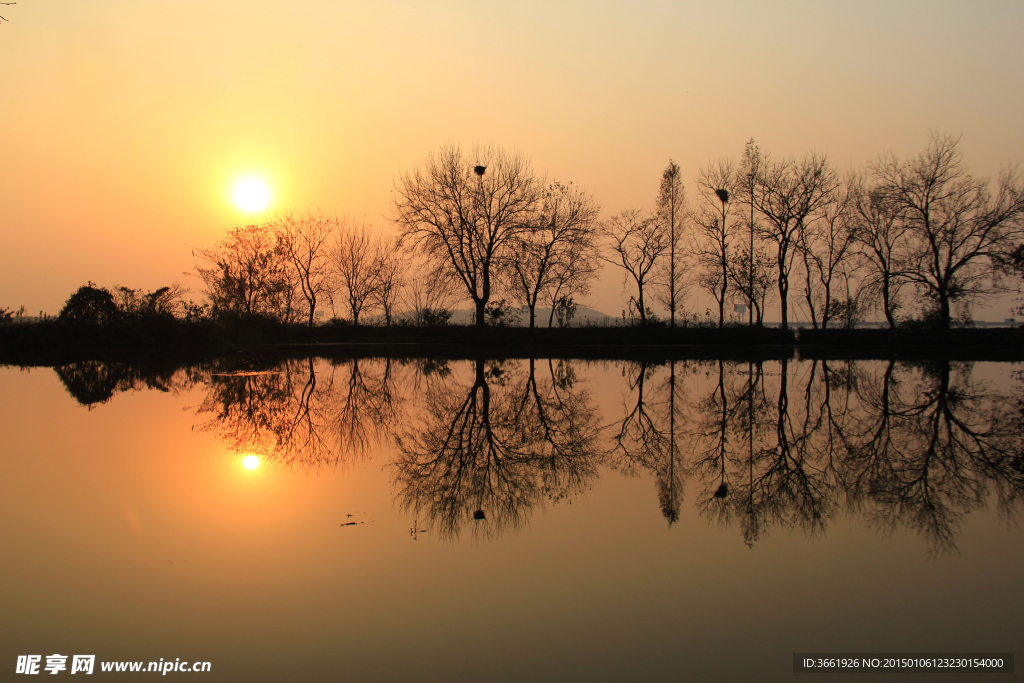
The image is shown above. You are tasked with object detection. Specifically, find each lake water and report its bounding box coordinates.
[2,356,1022,682]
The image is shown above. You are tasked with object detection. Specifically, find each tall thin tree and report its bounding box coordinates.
[656,161,687,327]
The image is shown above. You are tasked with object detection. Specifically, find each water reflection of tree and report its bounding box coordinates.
[51,353,1024,551]
[843,360,1024,554]
[606,354,1023,552]
[677,358,1024,553]
[195,358,333,467]
[683,359,840,545]
[328,357,403,458]
[194,357,403,469]
[607,360,694,524]
[393,358,600,540]
[689,360,770,540]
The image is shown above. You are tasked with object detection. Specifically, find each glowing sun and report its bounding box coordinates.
[242,455,260,470]
[232,177,271,212]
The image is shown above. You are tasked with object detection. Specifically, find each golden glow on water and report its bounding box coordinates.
[242,455,260,470]
[231,177,271,213]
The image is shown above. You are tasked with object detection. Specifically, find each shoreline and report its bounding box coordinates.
[2,320,1022,364]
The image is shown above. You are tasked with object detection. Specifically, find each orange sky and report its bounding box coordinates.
[2,1,1023,319]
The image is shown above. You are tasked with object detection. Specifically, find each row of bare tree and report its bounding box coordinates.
[618,133,1024,329]
[193,134,1024,329]
[193,214,440,326]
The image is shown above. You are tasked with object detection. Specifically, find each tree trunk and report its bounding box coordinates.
[670,241,676,328]
[475,299,487,328]
[938,293,951,329]
[882,273,896,329]
[778,277,789,330]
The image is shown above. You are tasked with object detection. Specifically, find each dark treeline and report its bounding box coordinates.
[44,355,1024,553]
[6,133,1022,335]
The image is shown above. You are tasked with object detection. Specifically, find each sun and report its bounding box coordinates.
[232,177,272,213]
[242,455,260,470]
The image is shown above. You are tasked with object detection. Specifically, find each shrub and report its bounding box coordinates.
[59,284,120,325]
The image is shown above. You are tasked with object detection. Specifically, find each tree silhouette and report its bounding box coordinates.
[602,210,668,325]
[656,160,687,327]
[692,160,738,327]
[871,133,1024,327]
[58,284,120,325]
[194,224,295,321]
[277,212,335,327]
[392,144,542,328]
[507,182,600,328]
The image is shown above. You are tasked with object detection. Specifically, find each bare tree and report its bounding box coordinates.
[112,283,188,319]
[798,178,858,329]
[692,159,738,327]
[656,161,687,327]
[728,244,774,326]
[193,223,294,320]
[401,259,462,326]
[751,151,838,329]
[1002,243,1024,317]
[871,133,1024,327]
[507,181,600,328]
[392,144,542,327]
[736,139,766,325]
[277,211,336,327]
[332,220,381,325]
[849,174,912,328]
[371,235,404,326]
[602,209,668,325]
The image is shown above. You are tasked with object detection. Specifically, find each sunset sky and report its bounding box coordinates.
[2,1,1023,319]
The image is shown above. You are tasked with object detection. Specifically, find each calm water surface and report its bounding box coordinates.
[2,357,1022,682]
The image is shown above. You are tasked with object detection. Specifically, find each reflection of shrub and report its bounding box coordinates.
[59,284,120,325]
[418,358,451,377]
[54,360,122,405]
